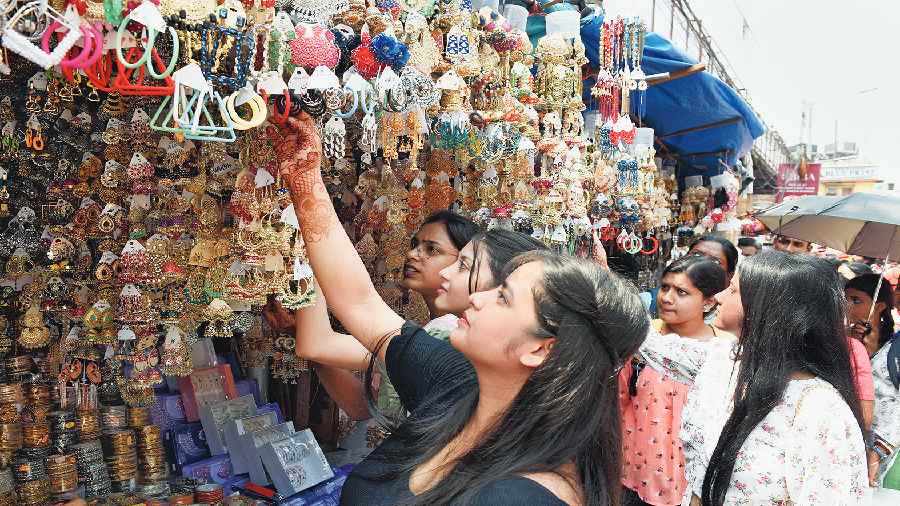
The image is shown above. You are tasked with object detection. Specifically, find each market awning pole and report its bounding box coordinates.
[646,63,706,86]
[867,224,898,322]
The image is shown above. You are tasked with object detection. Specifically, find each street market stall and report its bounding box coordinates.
[0,0,762,503]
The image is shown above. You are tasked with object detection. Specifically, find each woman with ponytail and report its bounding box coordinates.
[620,256,731,506]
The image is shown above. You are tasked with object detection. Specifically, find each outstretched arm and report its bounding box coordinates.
[276,114,403,364]
[294,287,371,371]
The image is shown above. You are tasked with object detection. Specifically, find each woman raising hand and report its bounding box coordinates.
[278,113,650,506]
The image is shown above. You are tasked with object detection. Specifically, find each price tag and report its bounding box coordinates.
[234,86,257,107]
[129,1,167,32]
[287,68,309,93]
[264,254,285,272]
[256,71,287,95]
[28,73,48,91]
[254,167,274,188]
[173,63,210,92]
[280,204,299,229]
[343,71,371,93]
[293,258,313,280]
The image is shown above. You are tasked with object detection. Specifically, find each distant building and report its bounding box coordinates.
[818,155,885,196]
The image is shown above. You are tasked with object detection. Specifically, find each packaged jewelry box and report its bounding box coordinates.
[178,364,238,422]
[245,421,297,484]
[259,429,334,497]
[224,411,279,474]
[235,378,262,405]
[180,453,236,486]
[277,464,353,506]
[258,402,284,423]
[149,392,187,431]
[164,422,211,473]
[198,394,257,455]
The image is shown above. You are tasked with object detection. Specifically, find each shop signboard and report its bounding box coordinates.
[776,163,821,202]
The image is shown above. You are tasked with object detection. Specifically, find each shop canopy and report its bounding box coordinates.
[530,14,765,176]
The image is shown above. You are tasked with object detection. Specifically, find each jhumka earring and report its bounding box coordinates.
[202,299,234,339]
[18,305,50,349]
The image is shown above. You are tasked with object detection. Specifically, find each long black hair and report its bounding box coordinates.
[701,251,863,505]
[422,210,479,251]
[663,254,728,300]
[689,235,738,278]
[364,252,649,506]
[468,229,547,293]
[845,273,895,348]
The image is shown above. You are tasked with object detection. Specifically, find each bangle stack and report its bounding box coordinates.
[5,357,32,378]
[45,453,78,494]
[72,440,111,498]
[135,425,168,484]
[0,384,21,424]
[102,428,138,484]
[126,405,150,428]
[0,468,13,506]
[48,411,77,454]
[100,405,127,429]
[77,410,102,442]
[195,482,224,503]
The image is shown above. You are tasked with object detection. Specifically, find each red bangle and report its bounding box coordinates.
[640,236,659,255]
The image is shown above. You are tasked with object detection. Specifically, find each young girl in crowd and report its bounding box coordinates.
[278,113,650,505]
[640,251,866,505]
[620,256,730,506]
[293,229,547,421]
[263,210,478,420]
[845,274,900,486]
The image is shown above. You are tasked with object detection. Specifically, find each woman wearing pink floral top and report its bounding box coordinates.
[620,255,729,506]
[639,252,867,505]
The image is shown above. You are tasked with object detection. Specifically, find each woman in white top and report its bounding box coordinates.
[640,251,867,505]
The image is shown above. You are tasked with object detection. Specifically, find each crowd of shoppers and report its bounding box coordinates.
[266,114,896,505]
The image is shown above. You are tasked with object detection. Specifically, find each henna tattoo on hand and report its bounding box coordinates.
[275,115,337,243]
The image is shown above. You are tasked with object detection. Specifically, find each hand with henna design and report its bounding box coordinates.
[276,112,337,243]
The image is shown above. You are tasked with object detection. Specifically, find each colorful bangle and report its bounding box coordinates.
[333,87,359,119]
[146,26,179,79]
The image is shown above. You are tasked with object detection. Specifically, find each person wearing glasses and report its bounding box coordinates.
[278,113,650,505]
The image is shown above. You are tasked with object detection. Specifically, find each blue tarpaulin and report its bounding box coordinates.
[578,15,765,175]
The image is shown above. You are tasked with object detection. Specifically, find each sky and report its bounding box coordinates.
[603,0,900,168]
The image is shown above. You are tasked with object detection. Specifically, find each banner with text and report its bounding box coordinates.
[776,163,821,202]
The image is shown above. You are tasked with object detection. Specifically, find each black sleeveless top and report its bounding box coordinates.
[339,322,569,506]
